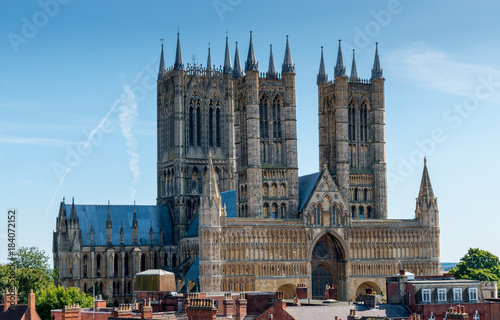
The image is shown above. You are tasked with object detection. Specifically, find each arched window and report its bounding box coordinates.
[124,254,129,276]
[354,188,358,201]
[196,101,201,146]
[351,206,356,218]
[263,203,269,218]
[272,183,277,196]
[316,205,322,225]
[216,107,221,147]
[208,106,214,147]
[348,100,356,142]
[272,203,278,219]
[367,206,372,219]
[141,254,146,272]
[273,96,282,139]
[359,207,364,219]
[83,255,88,278]
[263,183,269,196]
[363,188,368,201]
[188,100,194,146]
[280,183,286,197]
[360,101,368,142]
[259,96,269,140]
[280,203,286,218]
[331,205,336,226]
[114,254,119,276]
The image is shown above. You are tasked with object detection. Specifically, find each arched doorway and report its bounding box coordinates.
[311,232,347,300]
[277,284,296,299]
[355,281,382,302]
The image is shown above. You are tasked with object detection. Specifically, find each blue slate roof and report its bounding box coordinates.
[65,204,174,246]
[185,213,199,238]
[184,256,199,282]
[221,190,237,217]
[298,172,320,212]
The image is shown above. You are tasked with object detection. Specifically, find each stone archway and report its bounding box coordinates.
[311,232,347,300]
[355,281,382,302]
[277,284,296,299]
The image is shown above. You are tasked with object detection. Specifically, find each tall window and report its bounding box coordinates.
[83,255,88,278]
[196,101,201,146]
[96,254,101,277]
[348,100,356,141]
[114,255,119,276]
[360,101,368,142]
[209,106,214,146]
[216,107,221,147]
[273,96,282,139]
[188,100,194,146]
[421,289,431,302]
[260,96,269,139]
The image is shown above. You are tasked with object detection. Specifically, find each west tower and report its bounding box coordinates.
[317,41,387,219]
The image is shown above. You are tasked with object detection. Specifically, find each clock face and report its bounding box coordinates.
[314,240,330,258]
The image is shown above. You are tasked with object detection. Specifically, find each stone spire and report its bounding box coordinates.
[334,40,346,77]
[174,32,184,71]
[158,41,166,80]
[233,42,243,79]
[350,49,359,81]
[202,152,221,208]
[417,158,436,209]
[371,42,383,79]
[267,45,277,78]
[317,46,328,84]
[206,44,212,75]
[281,35,295,74]
[223,35,232,74]
[245,31,258,72]
[106,200,112,229]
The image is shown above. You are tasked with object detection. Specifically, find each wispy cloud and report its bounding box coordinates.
[0,135,72,146]
[119,85,141,200]
[387,42,500,98]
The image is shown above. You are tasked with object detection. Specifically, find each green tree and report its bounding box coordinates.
[86,285,108,301]
[0,247,58,303]
[450,248,500,282]
[36,285,93,320]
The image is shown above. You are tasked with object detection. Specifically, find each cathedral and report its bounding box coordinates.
[53,32,441,304]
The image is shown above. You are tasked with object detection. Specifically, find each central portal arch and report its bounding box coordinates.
[311,232,347,300]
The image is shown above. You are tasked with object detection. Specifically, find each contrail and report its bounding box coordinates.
[46,54,158,211]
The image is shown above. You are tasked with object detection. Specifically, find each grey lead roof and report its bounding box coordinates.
[65,204,174,246]
[298,172,321,212]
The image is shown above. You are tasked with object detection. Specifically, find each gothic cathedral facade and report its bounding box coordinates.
[53,32,440,303]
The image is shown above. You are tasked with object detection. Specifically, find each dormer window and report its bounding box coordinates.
[469,287,478,301]
[453,288,462,301]
[421,289,431,302]
[437,288,446,302]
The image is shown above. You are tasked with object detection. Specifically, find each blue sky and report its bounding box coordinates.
[1,0,500,264]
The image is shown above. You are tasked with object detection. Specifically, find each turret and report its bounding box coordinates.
[245,31,258,72]
[233,42,243,79]
[174,33,184,71]
[416,158,439,227]
[333,40,349,200]
[120,221,124,247]
[89,222,94,248]
[198,153,224,292]
[334,40,346,77]
[149,221,154,248]
[317,46,328,84]
[281,35,295,74]
[206,44,212,76]
[223,35,232,75]
[371,42,383,79]
[350,49,359,81]
[370,42,387,218]
[158,41,166,80]
[267,45,277,78]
